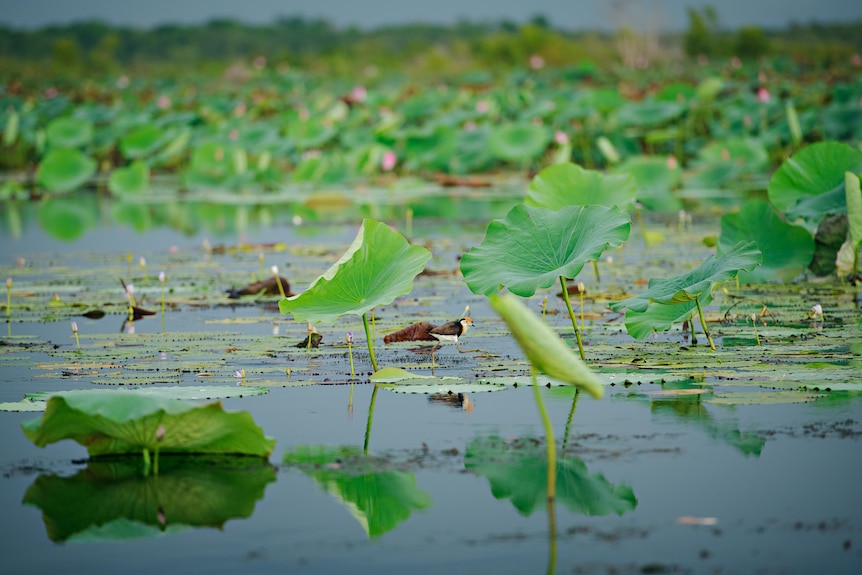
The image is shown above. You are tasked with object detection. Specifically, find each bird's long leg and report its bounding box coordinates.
[431,341,440,368]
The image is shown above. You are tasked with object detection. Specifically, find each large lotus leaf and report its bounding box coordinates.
[610,241,761,313]
[614,100,684,128]
[289,119,336,151]
[283,445,432,538]
[621,294,706,340]
[487,292,604,398]
[22,457,276,542]
[108,160,150,196]
[526,162,637,210]
[402,124,457,171]
[36,148,97,193]
[486,123,551,163]
[465,437,637,516]
[45,116,94,149]
[461,204,630,297]
[21,391,275,457]
[718,200,814,283]
[119,125,165,159]
[698,138,769,171]
[611,156,681,211]
[768,141,862,223]
[279,219,432,324]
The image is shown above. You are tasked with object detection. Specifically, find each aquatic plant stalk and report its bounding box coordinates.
[363,385,379,454]
[5,277,10,318]
[272,266,287,299]
[751,314,761,346]
[362,312,379,372]
[531,367,557,502]
[695,298,716,351]
[71,321,80,352]
[347,332,355,379]
[578,282,585,332]
[561,388,580,452]
[558,276,586,361]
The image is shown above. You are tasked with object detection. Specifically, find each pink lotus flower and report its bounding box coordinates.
[853,53,862,67]
[667,155,679,170]
[44,87,58,99]
[554,130,570,145]
[529,55,545,69]
[381,150,397,172]
[156,95,171,109]
[475,100,489,114]
[756,87,770,103]
[351,85,367,102]
[234,102,247,117]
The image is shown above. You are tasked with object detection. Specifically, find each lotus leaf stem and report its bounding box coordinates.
[558,276,586,361]
[363,385,379,454]
[591,260,601,283]
[362,312,379,372]
[546,498,558,575]
[531,367,556,502]
[561,388,580,452]
[695,298,716,351]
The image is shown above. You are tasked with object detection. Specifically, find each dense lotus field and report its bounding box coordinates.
[1,60,861,202]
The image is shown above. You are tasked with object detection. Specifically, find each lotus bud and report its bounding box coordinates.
[159,271,166,284]
[139,257,146,269]
[17,257,25,267]
[554,130,570,146]
[811,304,823,319]
[578,282,585,294]
[756,88,770,103]
[381,150,397,172]
[271,265,279,276]
[71,321,78,334]
[347,332,354,344]
[667,155,678,170]
[156,425,165,442]
[6,277,10,289]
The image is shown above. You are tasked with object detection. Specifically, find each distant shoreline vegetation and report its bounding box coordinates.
[1,9,861,78]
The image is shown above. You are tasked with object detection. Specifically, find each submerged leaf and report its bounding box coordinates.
[488,293,604,398]
[279,219,431,324]
[461,204,630,297]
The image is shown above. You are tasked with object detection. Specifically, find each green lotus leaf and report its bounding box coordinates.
[108,160,150,196]
[621,295,705,340]
[487,292,604,398]
[279,218,432,324]
[36,148,97,193]
[24,385,269,405]
[486,123,551,164]
[767,141,862,223]
[45,116,94,149]
[609,241,761,313]
[698,137,769,171]
[461,204,631,297]
[21,391,275,458]
[403,124,457,171]
[23,457,276,542]
[283,445,432,538]
[526,162,638,210]
[289,119,336,150]
[119,124,165,159]
[611,155,681,211]
[695,77,724,101]
[614,100,685,128]
[718,200,814,283]
[465,436,637,516]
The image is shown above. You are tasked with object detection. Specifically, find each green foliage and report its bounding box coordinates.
[610,241,762,313]
[718,200,815,283]
[461,204,631,297]
[45,117,93,149]
[526,162,638,210]
[108,160,150,196]
[486,123,551,165]
[464,436,637,516]
[36,148,97,193]
[768,141,862,224]
[487,293,604,398]
[21,391,276,458]
[734,26,771,60]
[279,218,431,325]
[836,172,862,278]
[684,6,719,58]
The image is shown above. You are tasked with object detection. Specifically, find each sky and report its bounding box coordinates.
[1,0,861,31]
